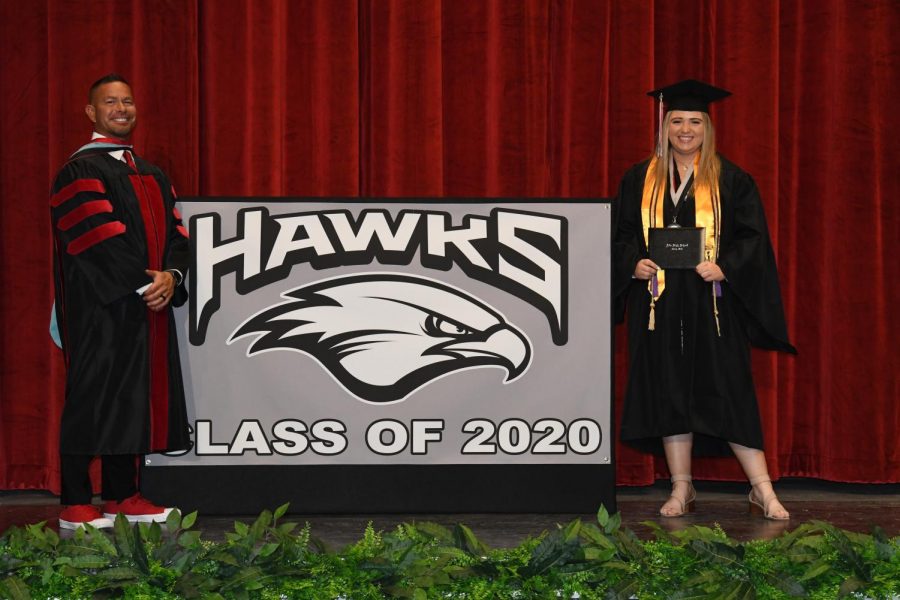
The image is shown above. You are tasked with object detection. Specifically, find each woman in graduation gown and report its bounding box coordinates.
[612,80,797,519]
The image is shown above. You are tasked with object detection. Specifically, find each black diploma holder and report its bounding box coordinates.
[648,226,704,269]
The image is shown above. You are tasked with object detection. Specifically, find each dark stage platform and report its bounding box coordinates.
[2,480,899,548]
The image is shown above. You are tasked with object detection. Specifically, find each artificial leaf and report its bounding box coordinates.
[452,524,489,556]
[719,579,754,600]
[828,527,871,581]
[249,510,273,540]
[98,566,142,580]
[838,575,866,596]
[787,544,820,563]
[257,542,280,558]
[640,520,675,543]
[181,510,198,530]
[583,547,616,562]
[178,531,202,548]
[276,521,298,535]
[145,521,163,545]
[798,559,832,582]
[683,569,720,587]
[580,524,618,551]
[89,529,118,557]
[166,507,182,531]
[69,554,111,569]
[130,524,150,575]
[222,566,265,592]
[43,528,59,548]
[770,575,806,598]
[273,503,290,521]
[562,519,582,543]
[59,541,104,557]
[670,588,714,600]
[113,514,133,554]
[0,576,31,600]
[605,576,639,600]
[208,551,240,567]
[597,505,610,528]
[605,511,622,534]
[414,521,453,543]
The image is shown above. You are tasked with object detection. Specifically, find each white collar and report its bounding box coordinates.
[669,156,693,204]
[92,131,126,161]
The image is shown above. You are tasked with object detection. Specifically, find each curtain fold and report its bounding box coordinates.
[199,0,359,196]
[1,0,898,493]
[359,0,444,196]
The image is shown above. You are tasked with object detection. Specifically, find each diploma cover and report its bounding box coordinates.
[648,227,704,269]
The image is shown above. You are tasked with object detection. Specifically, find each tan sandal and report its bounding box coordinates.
[748,475,789,520]
[660,475,696,518]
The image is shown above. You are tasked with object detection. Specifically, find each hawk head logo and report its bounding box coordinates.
[229,274,532,403]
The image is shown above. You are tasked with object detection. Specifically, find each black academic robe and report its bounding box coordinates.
[612,156,796,454]
[50,147,191,455]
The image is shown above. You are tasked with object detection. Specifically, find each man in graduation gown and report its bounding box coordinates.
[50,74,190,529]
[612,80,796,519]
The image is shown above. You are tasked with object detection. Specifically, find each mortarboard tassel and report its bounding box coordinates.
[656,93,664,157]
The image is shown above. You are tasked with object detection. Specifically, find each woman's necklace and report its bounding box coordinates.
[675,160,692,173]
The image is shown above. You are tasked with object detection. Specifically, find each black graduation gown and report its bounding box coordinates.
[50,147,191,455]
[612,157,796,454]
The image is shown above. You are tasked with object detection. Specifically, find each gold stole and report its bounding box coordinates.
[640,153,721,332]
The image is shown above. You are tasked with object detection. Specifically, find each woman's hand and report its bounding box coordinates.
[634,258,660,280]
[696,261,725,282]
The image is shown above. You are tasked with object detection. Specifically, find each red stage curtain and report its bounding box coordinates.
[1,0,897,494]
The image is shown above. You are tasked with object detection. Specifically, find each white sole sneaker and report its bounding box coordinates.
[103,507,174,523]
[59,517,114,530]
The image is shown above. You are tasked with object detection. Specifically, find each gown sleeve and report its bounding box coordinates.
[717,165,796,353]
[160,178,190,307]
[611,162,649,324]
[50,159,152,306]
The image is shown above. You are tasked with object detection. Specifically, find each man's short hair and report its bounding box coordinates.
[88,73,130,103]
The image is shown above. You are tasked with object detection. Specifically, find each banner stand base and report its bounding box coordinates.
[142,464,616,515]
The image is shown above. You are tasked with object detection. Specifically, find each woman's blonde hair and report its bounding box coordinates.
[651,111,721,195]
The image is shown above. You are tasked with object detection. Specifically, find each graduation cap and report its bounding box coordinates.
[648,79,731,155]
[647,79,731,112]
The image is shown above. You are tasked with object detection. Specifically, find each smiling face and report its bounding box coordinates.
[667,110,704,160]
[85,81,136,139]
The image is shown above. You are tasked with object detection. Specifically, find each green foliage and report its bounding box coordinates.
[1,503,899,599]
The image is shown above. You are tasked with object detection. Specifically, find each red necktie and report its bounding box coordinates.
[124,150,137,171]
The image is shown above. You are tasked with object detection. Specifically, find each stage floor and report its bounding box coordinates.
[2,479,899,548]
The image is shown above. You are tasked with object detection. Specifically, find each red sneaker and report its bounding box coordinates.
[103,493,175,523]
[59,504,114,530]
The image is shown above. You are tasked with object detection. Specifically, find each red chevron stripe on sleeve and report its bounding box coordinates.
[67,222,126,255]
[56,200,114,231]
[51,178,106,207]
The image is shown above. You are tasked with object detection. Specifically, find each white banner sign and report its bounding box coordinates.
[154,200,611,466]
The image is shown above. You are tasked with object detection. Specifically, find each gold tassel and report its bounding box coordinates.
[712,284,721,337]
[648,297,656,331]
[705,251,721,337]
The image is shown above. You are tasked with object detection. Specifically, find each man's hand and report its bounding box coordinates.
[144,269,176,312]
[634,258,660,280]
[696,261,725,282]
